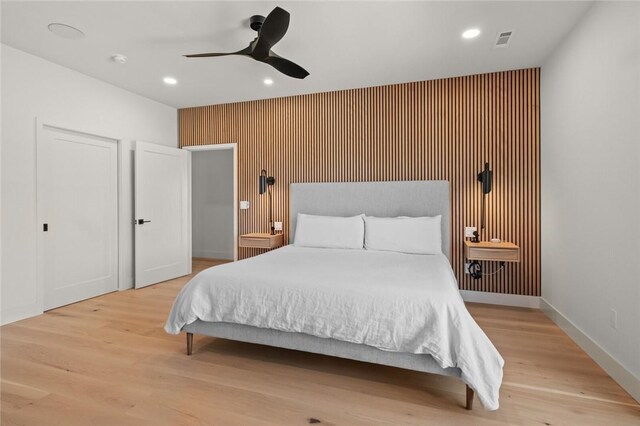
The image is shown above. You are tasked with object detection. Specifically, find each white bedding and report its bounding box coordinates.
[165,246,504,410]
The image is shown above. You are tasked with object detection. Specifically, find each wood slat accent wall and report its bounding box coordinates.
[180,68,540,296]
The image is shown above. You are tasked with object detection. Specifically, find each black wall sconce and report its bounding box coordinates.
[259,169,276,235]
[473,162,493,243]
[469,161,494,279]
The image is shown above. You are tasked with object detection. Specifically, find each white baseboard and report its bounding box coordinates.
[193,250,233,260]
[460,290,540,308]
[541,298,640,403]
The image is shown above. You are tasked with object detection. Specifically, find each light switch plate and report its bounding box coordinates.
[240,201,250,210]
[465,226,477,238]
[274,221,283,231]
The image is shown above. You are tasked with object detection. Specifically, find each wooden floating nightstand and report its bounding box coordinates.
[239,233,284,249]
[464,241,520,263]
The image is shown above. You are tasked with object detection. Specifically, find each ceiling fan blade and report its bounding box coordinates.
[262,55,309,79]
[253,7,290,57]
[184,52,235,58]
[184,44,252,58]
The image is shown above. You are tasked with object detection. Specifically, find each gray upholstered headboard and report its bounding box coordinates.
[289,180,451,259]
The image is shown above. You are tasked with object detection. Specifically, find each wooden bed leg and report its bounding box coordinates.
[465,385,474,410]
[186,332,193,356]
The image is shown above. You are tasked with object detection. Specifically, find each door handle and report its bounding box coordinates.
[135,219,151,225]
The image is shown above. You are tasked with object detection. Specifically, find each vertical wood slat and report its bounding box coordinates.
[179,68,541,296]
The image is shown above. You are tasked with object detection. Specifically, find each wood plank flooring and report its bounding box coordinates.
[1,259,639,425]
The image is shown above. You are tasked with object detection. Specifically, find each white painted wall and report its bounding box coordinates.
[1,44,177,324]
[541,1,640,397]
[192,150,234,260]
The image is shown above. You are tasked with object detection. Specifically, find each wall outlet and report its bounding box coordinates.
[274,221,283,231]
[239,201,250,210]
[465,226,477,238]
[610,309,618,329]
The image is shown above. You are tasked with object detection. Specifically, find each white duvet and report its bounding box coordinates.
[165,246,504,410]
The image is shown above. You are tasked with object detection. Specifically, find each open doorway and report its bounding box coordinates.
[184,144,238,267]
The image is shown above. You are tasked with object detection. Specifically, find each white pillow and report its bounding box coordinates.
[294,213,365,249]
[364,215,442,254]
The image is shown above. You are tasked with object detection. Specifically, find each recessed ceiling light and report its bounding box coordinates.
[263,78,274,86]
[48,23,84,39]
[163,77,178,85]
[462,28,481,39]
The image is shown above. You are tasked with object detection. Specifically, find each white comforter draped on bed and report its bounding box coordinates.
[165,246,504,410]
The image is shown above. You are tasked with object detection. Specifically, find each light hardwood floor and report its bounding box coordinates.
[1,259,639,425]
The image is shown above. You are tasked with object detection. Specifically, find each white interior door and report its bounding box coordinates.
[38,125,118,310]
[134,141,191,288]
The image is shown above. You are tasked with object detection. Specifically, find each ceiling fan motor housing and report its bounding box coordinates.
[250,15,266,31]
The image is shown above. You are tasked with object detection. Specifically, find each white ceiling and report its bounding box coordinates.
[1,1,592,108]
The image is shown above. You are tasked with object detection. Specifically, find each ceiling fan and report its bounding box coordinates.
[184,6,309,79]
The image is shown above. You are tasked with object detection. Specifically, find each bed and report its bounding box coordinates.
[165,181,504,410]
